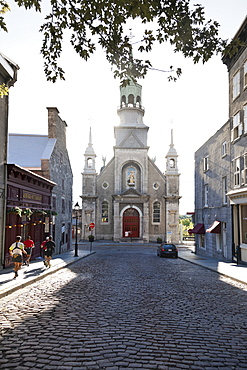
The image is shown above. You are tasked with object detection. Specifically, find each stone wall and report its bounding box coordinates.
[194,121,232,259]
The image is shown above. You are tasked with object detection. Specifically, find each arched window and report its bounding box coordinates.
[153,201,161,223]
[136,95,141,107]
[87,158,93,168]
[128,94,134,106]
[121,95,126,107]
[101,201,109,222]
[170,158,175,168]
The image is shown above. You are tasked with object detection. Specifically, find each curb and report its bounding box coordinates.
[0,252,95,299]
[178,256,247,286]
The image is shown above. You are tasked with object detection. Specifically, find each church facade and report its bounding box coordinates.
[81,80,181,243]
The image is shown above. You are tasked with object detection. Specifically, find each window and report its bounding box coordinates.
[222,141,227,157]
[242,154,247,185]
[244,104,247,133]
[222,177,227,204]
[153,182,160,190]
[101,201,109,222]
[203,156,209,171]
[234,158,240,186]
[233,70,240,100]
[244,61,247,89]
[52,196,56,209]
[204,184,208,207]
[128,94,134,106]
[231,112,242,141]
[121,95,126,107]
[241,205,247,244]
[62,198,65,213]
[102,181,109,189]
[169,158,175,168]
[153,201,161,223]
[136,95,141,107]
[87,158,93,168]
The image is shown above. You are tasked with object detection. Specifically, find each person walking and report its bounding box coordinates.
[44,236,55,268]
[23,236,34,266]
[41,236,49,266]
[9,236,27,278]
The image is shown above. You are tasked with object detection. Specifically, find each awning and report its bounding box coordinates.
[188,223,205,234]
[206,221,221,233]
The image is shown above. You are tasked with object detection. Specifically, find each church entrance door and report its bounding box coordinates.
[123,208,140,238]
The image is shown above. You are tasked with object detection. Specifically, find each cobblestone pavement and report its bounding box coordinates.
[0,244,247,370]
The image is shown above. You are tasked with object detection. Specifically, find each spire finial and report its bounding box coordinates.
[170,128,174,148]
[89,126,92,146]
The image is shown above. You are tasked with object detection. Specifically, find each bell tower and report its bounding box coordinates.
[165,129,181,243]
[83,127,96,175]
[81,128,97,234]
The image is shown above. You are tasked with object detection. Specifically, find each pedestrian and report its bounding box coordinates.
[9,236,27,278]
[40,236,49,262]
[23,236,34,266]
[43,236,55,268]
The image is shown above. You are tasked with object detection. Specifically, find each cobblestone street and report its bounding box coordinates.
[1,244,247,369]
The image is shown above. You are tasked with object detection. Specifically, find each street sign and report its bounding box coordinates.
[89,222,95,229]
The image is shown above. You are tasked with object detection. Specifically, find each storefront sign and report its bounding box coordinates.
[22,191,42,202]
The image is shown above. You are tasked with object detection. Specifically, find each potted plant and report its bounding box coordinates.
[7,206,22,217]
[22,208,33,220]
[33,209,47,215]
[88,235,94,242]
[157,237,162,244]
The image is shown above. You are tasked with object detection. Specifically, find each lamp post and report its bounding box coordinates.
[74,202,80,257]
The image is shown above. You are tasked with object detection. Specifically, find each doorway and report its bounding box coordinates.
[123,208,140,238]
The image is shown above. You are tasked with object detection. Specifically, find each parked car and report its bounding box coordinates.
[157,243,178,258]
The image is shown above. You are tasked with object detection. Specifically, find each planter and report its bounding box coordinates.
[22,208,33,220]
[7,207,22,216]
[88,235,94,242]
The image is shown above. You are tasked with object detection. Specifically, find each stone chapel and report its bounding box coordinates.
[81,79,181,243]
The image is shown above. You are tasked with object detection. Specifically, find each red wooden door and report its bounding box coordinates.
[123,208,139,238]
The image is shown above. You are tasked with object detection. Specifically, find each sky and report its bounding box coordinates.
[1,0,247,215]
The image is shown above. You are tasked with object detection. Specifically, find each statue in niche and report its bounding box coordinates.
[127,167,136,186]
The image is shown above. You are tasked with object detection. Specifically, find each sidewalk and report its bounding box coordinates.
[178,245,247,285]
[0,242,246,299]
[0,242,93,298]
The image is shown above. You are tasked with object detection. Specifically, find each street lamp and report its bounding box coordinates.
[74,202,80,257]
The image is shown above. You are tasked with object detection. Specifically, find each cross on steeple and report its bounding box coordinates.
[128,29,135,44]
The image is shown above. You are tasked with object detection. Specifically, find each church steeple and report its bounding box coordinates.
[83,127,96,173]
[115,78,149,149]
[117,80,146,127]
[165,129,178,174]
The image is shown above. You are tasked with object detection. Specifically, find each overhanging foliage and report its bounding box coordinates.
[1,0,230,85]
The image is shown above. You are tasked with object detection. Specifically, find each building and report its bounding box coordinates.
[81,79,181,243]
[194,121,232,260]
[193,17,247,263]
[0,52,19,269]
[4,164,55,268]
[223,16,247,263]
[8,107,73,254]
